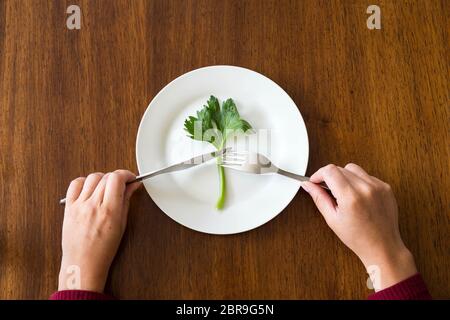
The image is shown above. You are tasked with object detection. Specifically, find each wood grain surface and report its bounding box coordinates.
[0,0,448,299]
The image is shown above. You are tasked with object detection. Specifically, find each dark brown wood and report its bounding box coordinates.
[0,0,448,299]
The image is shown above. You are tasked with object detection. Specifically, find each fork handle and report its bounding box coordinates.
[277,169,330,190]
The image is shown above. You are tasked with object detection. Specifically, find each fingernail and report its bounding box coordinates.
[301,181,311,193]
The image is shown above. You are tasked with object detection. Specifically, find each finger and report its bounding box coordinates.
[119,172,140,227]
[122,180,141,214]
[78,172,104,200]
[66,177,86,204]
[340,167,371,186]
[121,181,141,227]
[310,164,351,199]
[302,181,337,224]
[344,163,373,183]
[371,175,390,187]
[103,170,136,209]
[124,180,142,203]
[117,170,139,202]
[91,173,110,203]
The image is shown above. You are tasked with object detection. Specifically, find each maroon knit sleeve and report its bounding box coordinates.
[368,273,432,300]
[49,290,116,300]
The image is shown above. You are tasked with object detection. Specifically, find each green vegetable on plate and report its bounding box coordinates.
[184,96,253,209]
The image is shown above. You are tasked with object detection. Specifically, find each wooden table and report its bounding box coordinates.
[0,0,448,299]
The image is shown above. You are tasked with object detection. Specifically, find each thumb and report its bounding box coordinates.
[121,181,142,227]
[302,181,336,224]
[125,181,142,202]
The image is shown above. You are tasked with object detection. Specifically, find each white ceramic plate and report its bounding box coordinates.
[136,65,309,234]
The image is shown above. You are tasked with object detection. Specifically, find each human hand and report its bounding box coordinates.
[58,170,141,293]
[302,164,417,291]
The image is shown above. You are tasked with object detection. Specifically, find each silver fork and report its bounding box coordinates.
[220,151,329,190]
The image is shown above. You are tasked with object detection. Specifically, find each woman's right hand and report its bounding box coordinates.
[302,163,417,291]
